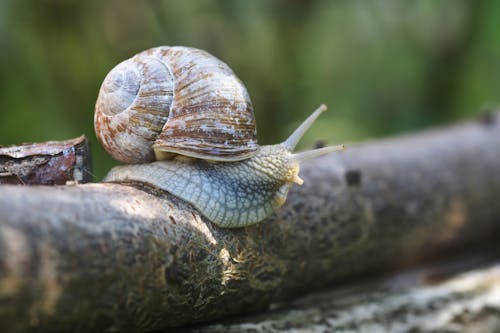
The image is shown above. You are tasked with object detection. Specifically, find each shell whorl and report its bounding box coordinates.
[94,46,258,164]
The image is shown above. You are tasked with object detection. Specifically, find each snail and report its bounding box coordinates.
[95,46,344,228]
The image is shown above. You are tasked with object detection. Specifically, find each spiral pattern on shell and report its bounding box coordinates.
[94,46,258,164]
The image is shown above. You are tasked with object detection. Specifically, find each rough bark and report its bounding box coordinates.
[0,112,499,332]
[0,136,92,185]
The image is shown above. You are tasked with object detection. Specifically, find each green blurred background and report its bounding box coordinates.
[0,0,499,179]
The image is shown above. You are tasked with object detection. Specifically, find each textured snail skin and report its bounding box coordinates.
[104,106,344,228]
[105,144,297,227]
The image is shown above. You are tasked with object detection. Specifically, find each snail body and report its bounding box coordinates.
[96,46,344,228]
[105,144,294,227]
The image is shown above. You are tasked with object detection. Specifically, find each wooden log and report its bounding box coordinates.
[0,112,499,332]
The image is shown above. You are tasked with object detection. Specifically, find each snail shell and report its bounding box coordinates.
[94,46,258,164]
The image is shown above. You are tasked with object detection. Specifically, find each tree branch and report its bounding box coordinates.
[0,112,499,332]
